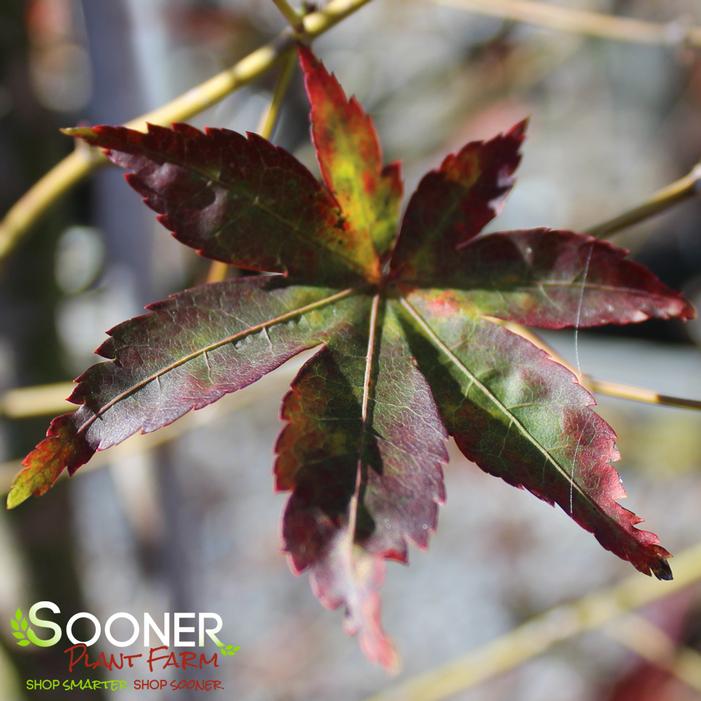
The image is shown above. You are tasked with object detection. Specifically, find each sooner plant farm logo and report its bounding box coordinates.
[11,602,239,693]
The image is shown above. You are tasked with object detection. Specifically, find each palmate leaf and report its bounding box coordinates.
[9,47,694,669]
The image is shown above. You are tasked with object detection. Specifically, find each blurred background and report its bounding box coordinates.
[2,0,701,699]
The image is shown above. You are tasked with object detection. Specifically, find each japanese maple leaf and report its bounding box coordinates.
[8,46,693,669]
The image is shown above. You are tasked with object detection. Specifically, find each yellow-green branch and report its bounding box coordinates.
[271,0,303,31]
[257,48,298,141]
[0,382,74,420]
[366,542,701,701]
[0,0,372,262]
[500,321,701,413]
[587,377,701,411]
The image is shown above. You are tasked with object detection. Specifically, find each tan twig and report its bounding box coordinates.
[365,542,701,701]
[0,0,373,262]
[430,0,701,48]
[271,0,304,31]
[586,163,701,238]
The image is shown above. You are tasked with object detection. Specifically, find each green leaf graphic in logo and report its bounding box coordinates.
[10,608,54,648]
[10,609,32,647]
[217,642,240,657]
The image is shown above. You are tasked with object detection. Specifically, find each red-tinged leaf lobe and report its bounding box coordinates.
[8,278,360,508]
[390,121,526,281]
[398,289,671,579]
[299,46,403,259]
[404,228,694,328]
[306,534,397,671]
[7,414,94,509]
[276,298,447,667]
[66,123,379,284]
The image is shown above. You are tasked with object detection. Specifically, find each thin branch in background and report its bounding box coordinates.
[586,163,701,238]
[257,49,298,140]
[605,614,701,694]
[0,382,74,419]
[499,320,701,412]
[364,542,701,701]
[430,0,701,48]
[0,147,104,261]
[0,0,373,263]
[206,48,298,284]
[205,261,231,284]
[271,0,304,31]
[586,377,701,411]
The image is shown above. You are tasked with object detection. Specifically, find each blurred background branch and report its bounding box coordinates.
[430,0,701,48]
[586,163,701,238]
[271,0,304,31]
[604,613,701,694]
[366,543,701,701]
[0,0,372,264]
